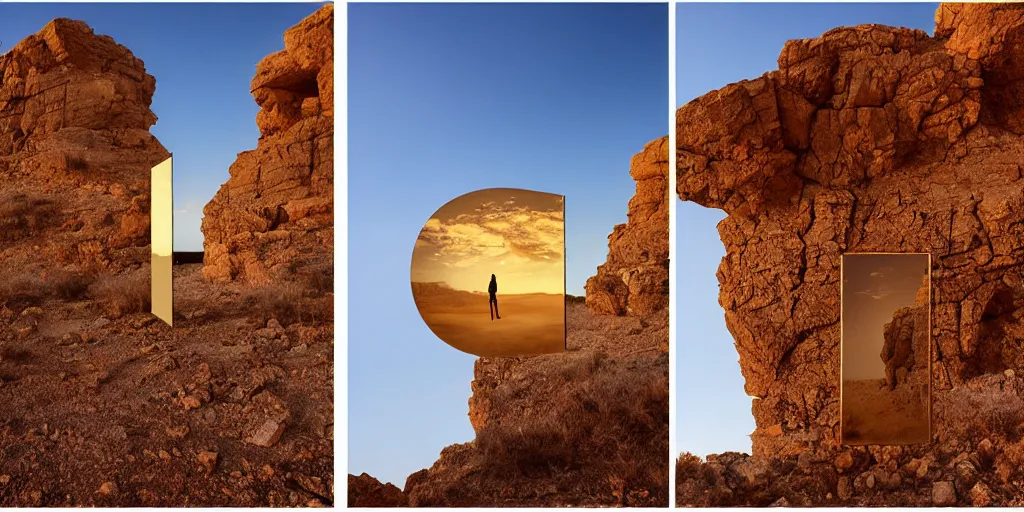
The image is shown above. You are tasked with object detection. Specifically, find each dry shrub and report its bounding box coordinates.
[0,273,48,308]
[566,294,587,305]
[244,281,333,326]
[676,453,706,482]
[938,386,1024,443]
[475,359,669,506]
[0,269,94,308]
[46,269,95,300]
[0,193,58,242]
[297,266,333,296]
[65,153,88,172]
[88,270,151,319]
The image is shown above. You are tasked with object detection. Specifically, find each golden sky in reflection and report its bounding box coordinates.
[411,188,564,295]
[842,253,929,380]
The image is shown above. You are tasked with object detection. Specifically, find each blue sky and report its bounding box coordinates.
[349,3,667,486]
[675,3,939,457]
[0,2,327,251]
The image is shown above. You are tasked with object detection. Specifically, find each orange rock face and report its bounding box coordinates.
[201,5,334,285]
[0,18,169,273]
[677,2,1024,457]
[585,137,669,316]
[348,473,407,507]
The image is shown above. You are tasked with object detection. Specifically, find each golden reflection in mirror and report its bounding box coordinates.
[841,252,931,445]
[151,156,173,326]
[411,188,566,357]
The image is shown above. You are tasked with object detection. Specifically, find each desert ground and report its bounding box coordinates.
[351,299,669,507]
[842,378,929,445]
[0,263,333,506]
[414,287,564,357]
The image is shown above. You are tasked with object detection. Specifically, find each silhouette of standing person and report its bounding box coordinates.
[488,274,501,321]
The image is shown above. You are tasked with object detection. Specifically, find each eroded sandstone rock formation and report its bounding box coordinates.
[348,473,407,507]
[0,19,169,271]
[585,136,669,317]
[677,2,1024,457]
[882,277,929,391]
[202,4,334,285]
[366,137,671,507]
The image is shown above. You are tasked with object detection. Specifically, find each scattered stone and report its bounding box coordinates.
[131,316,156,329]
[296,474,327,496]
[58,332,82,346]
[834,452,854,472]
[770,497,789,507]
[158,449,171,461]
[888,472,902,490]
[181,395,202,410]
[92,317,111,329]
[970,481,993,506]
[0,475,10,485]
[198,451,218,474]
[835,475,851,499]
[796,451,813,473]
[932,481,957,506]
[979,438,995,460]
[916,458,931,480]
[166,425,189,439]
[97,481,118,496]
[20,307,44,319]
[246,419,286,447]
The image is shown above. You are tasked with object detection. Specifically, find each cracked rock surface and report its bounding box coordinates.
[676,2,1024,459]
[201,4,333,286]
[585,137,669,317]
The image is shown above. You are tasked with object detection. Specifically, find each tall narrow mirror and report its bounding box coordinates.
[151,156,173,326]
[841,252,931,445]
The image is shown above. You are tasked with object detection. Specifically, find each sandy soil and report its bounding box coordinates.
[0,263,333,506]
[416,293,564,357]
[842,378,929,445]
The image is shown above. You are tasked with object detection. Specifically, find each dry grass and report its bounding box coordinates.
[47,269,95,300]
[0,193,58,243]
[937,385,1024,443]
[297,266,333,296]
[0,270,94,308]
[475,355,669,505]
[243,282,333,326]
[88,270,151,319]
[65,153,88,172]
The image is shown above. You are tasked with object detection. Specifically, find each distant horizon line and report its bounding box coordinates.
[411,280,580,296]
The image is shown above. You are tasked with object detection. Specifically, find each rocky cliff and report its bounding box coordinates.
[348,473,407,507]
[677,2,1024,459]
[201,4,334,286]
[881,276,930,391]
[350,136,670,507]
[0,18,169,273]
[585,137,669,317]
